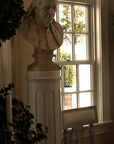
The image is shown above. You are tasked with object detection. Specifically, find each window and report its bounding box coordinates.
[54,1,95,110]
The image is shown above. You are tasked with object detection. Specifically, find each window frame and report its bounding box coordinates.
[56,0,110,122]
[55,0,96,110]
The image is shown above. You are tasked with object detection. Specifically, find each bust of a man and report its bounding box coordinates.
[18,0,63,71]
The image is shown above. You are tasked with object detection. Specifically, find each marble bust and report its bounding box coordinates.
[18,0,63,71]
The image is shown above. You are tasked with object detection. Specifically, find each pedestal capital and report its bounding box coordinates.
[26,70,61,80]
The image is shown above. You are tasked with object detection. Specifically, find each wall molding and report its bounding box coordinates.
[95,0,110,122]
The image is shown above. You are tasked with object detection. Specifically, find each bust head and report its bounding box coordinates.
[32,0,57,28]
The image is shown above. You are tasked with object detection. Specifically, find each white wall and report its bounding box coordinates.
[11,32,33,103]
[0,41,12,88]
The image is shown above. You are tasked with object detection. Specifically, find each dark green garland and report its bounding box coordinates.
[0,0,26,47]
[0,84,47,143]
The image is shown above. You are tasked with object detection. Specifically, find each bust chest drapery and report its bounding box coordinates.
[18,15,63,50]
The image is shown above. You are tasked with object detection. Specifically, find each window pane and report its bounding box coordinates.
[60,34,72,61]
[63,94,77,110]
[53,50,57,61]
[79,92,91,107]
[63,65,76,92]
[79,65,91,91]
[59,4,72,32]
[74,5,88,32]
[75,34,88,60]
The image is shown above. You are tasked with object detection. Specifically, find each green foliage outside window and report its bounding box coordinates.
[60,5,86,45]
[60,50,75,87]
[64,65,75,87]
[58,4,86,87]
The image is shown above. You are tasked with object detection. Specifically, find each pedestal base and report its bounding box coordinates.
[26,71,62,144]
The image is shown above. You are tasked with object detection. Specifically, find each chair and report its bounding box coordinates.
[62,106,98,144]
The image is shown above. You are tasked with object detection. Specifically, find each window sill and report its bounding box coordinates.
[82,120,114,137]
[63,120,114,140]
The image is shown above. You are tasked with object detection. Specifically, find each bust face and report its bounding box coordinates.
[34,0,57,28]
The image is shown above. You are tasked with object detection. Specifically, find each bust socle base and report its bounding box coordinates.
[27,49,61,71]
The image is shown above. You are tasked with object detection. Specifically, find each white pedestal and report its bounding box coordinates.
[26,71,62,144]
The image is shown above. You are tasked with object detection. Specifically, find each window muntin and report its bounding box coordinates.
[54,2,94,110]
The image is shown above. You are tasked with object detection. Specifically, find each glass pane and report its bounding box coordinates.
[54,12,57,21]
[53,49,57,61]
[60,70,62,93]
[63,65,76,92]
[79,92,91,107]
[75,34,88,60]
[74,5,88,32]
[60,34,72,61]
[59,4,72,32]
[63,94,77,110]
[79,65,91,91]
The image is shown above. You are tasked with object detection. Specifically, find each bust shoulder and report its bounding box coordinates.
[18,14,39,47]
[50,20,63,46]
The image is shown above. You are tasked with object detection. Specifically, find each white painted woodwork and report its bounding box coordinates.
[26,70,62,144]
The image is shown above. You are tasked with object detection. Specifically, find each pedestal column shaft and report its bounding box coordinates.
[26,71,62,144]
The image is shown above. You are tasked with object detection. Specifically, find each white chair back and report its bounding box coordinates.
[63,106,98,129]
[62,106,98,144]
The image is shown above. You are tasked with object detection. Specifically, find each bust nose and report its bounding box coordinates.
[48,8,55,15]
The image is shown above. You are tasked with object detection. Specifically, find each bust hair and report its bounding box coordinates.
[32,0,42,6]
[26,0,57,18]
[26,0,42,16]
[33,0,57,7]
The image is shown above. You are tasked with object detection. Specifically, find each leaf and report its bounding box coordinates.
[19,101,24,108]
[26,105,30,109]
[12,98,19,105]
